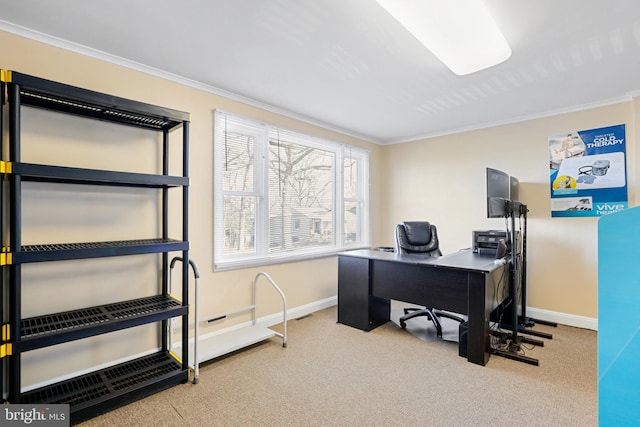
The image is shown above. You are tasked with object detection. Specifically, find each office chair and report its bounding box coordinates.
[395,221,465,337]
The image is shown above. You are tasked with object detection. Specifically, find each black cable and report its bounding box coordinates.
[490,203,538,357]
[489,259,509,350]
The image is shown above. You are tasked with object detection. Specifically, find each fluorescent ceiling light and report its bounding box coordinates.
[376,0,512,75]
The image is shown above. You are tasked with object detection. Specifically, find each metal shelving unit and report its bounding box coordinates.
[1,70,190,424]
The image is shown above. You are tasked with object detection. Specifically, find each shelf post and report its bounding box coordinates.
[181,120,190,372]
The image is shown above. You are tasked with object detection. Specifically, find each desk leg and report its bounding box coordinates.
[467,271,490,366]
[338,256,390,331]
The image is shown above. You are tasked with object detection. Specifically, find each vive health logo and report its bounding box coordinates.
[595,202,627,216]
[2,405,69,426]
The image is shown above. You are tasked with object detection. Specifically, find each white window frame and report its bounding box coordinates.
[213,111,370,271]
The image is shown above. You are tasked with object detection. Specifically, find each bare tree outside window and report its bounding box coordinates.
[344,155,361,244]
[222,132,256,254]
[269,138,334,252]
[214,111,369,270]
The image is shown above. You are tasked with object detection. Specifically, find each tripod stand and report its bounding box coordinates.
[500,204,556,339]
[518,206,557,336]
[490,201,548,366]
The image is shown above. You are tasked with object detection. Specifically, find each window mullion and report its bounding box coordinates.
[335,148,344,247]
[255,124,270,257]
[361,152,371,248]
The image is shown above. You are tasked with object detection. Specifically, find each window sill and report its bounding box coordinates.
[214,244,369,272]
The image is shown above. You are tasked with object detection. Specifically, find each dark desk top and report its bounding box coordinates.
[339,248,503,273]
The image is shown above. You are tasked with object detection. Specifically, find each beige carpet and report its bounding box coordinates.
[79,306,597,426]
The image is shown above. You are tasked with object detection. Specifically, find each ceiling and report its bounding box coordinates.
[1,0,640,144]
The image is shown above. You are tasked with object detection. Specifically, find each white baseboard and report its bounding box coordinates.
[193,295,337,344]
[22,298,594,392]
[193,298,597,342]
[258,295,337,327]
[526,306,597,331]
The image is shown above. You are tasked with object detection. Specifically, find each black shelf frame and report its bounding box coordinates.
[13,238,189,264]
[8,71,189,131]
[1,70,191,421]
[21,351,188,425]
[17,295,188,352]
[12,162,189,188]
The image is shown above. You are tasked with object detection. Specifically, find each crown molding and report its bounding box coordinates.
[0,20,379,145]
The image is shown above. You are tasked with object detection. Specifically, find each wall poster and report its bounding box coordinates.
[549,124,627,217]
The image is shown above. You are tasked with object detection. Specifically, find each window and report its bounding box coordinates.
[214,111,370,270]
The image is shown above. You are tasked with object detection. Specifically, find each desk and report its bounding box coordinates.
[337,249,508,366]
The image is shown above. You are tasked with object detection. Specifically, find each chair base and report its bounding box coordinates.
[399,307,464,338]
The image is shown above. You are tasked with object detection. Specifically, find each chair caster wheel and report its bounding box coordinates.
[400,321,406,329]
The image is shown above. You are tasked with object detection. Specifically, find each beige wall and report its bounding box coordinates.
[382,101,637,321]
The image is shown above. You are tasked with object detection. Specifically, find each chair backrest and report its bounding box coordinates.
[395,221,442,257]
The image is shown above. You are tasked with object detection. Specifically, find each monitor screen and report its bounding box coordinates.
[509,175,519,202]
[486,167,510,218]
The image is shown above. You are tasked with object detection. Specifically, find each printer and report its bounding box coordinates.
[472,230,513,257]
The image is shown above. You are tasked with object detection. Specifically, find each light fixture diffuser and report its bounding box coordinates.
[376,0,512,75]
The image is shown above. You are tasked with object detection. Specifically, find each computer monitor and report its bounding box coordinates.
[486,168,510,218]
[509,175,519,202]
